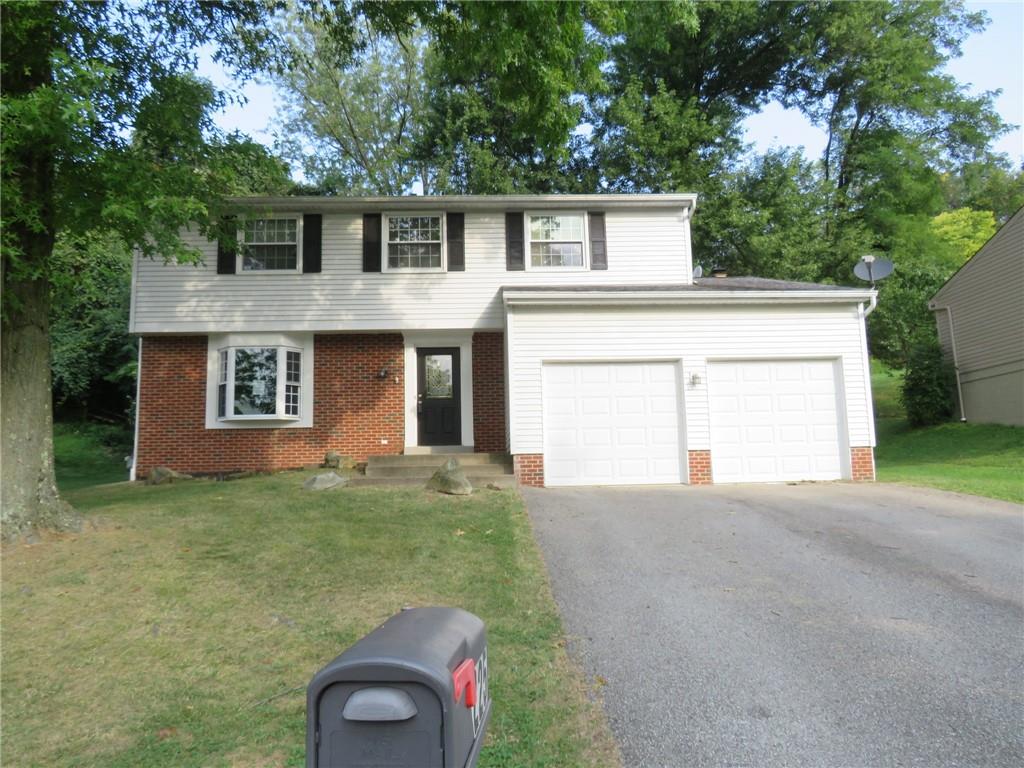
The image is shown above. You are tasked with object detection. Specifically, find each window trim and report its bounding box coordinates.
[524,210,589,271]
[236,216,304,274]
[381,211,447,273]
[217,345,303,422]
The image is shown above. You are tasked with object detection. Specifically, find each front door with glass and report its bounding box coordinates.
[417,348,462,446]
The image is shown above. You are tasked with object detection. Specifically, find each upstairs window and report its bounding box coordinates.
[217,346,302,420]
[241,218,299,271]
[528,213,586,268]
[385,214,443,270]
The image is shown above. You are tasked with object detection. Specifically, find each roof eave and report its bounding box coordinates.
[223,193,699,212]
[503,289,876,308]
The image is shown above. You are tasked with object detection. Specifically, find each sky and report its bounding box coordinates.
[197,1,1024,176]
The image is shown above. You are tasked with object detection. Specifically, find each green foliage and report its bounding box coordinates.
[415,0,616,193]
[930,207,998,261]
[273,14,429,194]
[901,335,956,427]
[49,232,136,416]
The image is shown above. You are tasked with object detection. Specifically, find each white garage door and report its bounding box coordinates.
[709,360,846,483]
[542,362,683,486]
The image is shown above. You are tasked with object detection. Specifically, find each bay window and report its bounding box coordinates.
[217,346,302,420]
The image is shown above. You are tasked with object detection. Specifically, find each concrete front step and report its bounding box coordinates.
[366,463,512,480]
[348,475,517,489]
[367,452,511,468]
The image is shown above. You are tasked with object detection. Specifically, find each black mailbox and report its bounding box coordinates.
[306,607,491,768]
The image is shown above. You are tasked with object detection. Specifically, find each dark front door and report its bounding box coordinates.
[418,347,461,446]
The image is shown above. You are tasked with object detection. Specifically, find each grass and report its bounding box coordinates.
[54,422,131,491]
[872,360,1024,503]
[1,473,620,767]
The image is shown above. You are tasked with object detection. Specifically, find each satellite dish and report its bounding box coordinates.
[693,264,703,278]
[853,255,893,285]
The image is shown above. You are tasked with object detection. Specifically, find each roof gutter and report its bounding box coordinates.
[503,288,876,308]
[225,193,699,213]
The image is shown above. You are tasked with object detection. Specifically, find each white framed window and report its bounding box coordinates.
[383,213,445,271]
[216,346,302,420]
[526,212,587,269]
[239,217,302,272]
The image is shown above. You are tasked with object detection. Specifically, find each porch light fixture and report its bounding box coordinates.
[377,366,390,380]
[688,372,701,388]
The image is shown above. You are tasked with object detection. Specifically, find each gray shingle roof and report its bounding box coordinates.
[502,277,859,293]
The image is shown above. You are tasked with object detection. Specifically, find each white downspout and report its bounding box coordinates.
[129,338,142,481]
[933,305,967,422]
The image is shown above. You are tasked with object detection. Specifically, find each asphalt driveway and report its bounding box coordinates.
[523,483,1024,768]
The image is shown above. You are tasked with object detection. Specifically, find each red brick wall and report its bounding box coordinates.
[472,332,506,452]
[850,446,875,481]
[135,334,405,475]
[514,454,544,487]
[688,450,713,485]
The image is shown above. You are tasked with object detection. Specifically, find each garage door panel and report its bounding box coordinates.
[710,360,846,483]
[543,363,683,487]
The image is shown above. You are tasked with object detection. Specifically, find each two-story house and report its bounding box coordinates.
[130,194,877,486]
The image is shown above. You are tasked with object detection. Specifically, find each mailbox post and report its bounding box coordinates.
[306,607,491,768]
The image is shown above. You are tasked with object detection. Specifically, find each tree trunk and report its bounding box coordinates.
[1,279,80,540]
[1,1,81,540]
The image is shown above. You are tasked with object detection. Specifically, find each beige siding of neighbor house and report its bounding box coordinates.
[130,208,692,334]
[931,207,1024,426]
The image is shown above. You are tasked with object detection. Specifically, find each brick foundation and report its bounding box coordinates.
[688,450,713,485]
[514,454,544,487]
[850,446,875,481]
[472,332,506,452]
[135,334,405,476]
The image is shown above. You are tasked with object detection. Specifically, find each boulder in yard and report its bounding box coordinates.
[146,466,192,485]
[304,472,348,491]
[322,451,358,470]
[426,458,473,496]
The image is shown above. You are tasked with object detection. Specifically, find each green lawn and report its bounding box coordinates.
[872,361,1024,503]
[2,473,619,767]
[54,422,130,491]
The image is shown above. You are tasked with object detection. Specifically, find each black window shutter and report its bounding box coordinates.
[302,213,322,273]
[505,212,525,271]
[217,215,237,274]
[447,212,465,271]
[589,212,607,270]
[363,213,382,272]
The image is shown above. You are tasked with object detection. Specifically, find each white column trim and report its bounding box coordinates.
[403,331,475,449]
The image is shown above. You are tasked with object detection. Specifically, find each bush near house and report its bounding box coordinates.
[2,469,620,768]
[900,336,956,427]
[873,361,1024,503]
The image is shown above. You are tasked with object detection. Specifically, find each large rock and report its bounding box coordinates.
[304,472,348,491]
[425,458,473,496]
[146,466,192,485]
[322,451,358,470]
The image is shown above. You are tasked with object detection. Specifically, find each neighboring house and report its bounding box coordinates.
[129,194,878,487]
[929,207,1024,427]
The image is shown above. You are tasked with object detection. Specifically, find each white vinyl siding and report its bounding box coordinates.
[507,304,873,457]
[130,209,691,333]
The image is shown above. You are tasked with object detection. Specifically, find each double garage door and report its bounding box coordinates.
[541,359,846,486]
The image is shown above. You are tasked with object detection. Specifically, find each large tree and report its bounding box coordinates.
[273,12,430,194]
[0,1,304,539]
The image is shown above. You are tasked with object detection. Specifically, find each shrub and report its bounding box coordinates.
[901,336,956,427]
